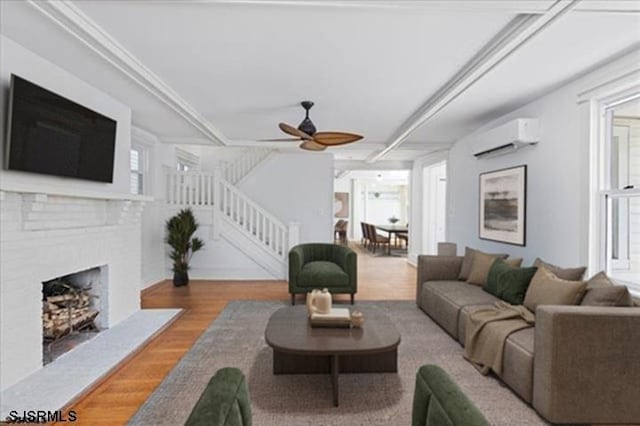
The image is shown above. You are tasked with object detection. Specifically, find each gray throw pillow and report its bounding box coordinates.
[533,258,586,281]
[586,271,615,289]
[581,286,633,307]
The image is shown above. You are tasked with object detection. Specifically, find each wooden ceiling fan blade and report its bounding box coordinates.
[312,131,363,146]
[258,138,300,142]
[279,122,312,140]
[300,140,327,151]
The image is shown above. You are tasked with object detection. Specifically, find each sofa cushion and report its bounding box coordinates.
[533,258,586,281]
[495,265,538,305]
[422,281,500,339]
[523,267,587,312]
[581,286,633,307]
[458,247,508,281]
[501,328,535,403]
[297,261,348,288]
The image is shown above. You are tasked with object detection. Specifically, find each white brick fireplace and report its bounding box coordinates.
[0,189,146,391]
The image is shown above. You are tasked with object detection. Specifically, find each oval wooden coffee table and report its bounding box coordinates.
[265,305,401,406]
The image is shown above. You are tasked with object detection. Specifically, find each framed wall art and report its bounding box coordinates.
[479,165,527,246]
[334,192,349,218]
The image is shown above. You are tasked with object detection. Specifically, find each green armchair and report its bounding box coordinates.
[185,367,252,426]
[288,243,357,305]
[412,365,489,426]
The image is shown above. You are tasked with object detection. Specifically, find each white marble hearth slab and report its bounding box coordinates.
[0,309,181,419]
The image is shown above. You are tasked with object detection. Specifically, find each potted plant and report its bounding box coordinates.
[166,208,204,286]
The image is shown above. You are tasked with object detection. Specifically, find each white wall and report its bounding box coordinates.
[408,152,448,264]
[132,128,178,289]
[422,161,447,256]
[239,152,333,243]
[0,36,132,196]
[446,53,638,267]
[166,206,275,280]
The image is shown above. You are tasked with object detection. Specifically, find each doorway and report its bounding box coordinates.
[422,161,447,255]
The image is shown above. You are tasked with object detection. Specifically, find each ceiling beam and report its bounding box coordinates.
[176,1,553,14]
[335,159,413,171]
[335,170,350,179]
[27,0,229,146]
[366,0,581,163]
[332,142,453,152]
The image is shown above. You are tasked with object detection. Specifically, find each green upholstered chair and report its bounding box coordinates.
[288,243,357,305]
[412,365,489,426]
[185,367,252,426]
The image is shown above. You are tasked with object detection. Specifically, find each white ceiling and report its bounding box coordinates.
[1,1,639,165]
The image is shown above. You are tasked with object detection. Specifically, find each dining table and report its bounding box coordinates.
[375,224,408,254]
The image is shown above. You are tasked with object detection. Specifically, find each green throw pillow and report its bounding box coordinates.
[485,259,511,296]
[496,266,538,305]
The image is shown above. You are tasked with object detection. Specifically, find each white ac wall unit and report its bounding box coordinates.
[472,118,539,159]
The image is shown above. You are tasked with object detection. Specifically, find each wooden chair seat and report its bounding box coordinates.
[366,223,391,254]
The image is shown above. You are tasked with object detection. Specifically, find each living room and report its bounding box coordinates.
[1,1,639,425]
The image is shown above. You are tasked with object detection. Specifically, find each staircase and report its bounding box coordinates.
[222,147,271,185]
[163,148,297,278]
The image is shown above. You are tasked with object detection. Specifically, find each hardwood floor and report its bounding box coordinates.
[57,243,416,425]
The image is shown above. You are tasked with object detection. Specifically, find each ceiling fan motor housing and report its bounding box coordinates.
[298,101,316,135]
[298,117,317,136]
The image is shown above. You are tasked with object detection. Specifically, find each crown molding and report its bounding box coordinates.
[27,0,229,146]
[366,0,581,163]
[132,126,161,145]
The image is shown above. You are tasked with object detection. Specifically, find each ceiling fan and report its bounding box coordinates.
[263,101,363,151]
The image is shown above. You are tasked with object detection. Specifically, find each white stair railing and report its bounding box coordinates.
[164,168,294,262]
[218,179,287,259]
[165,170,215,206]
[222,148,271,185]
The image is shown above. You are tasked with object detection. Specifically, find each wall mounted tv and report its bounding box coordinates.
[5,75,117,183]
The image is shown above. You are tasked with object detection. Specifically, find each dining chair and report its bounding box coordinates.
[361,222,370,249]
[397,232,408,248]
[367,223,390,254]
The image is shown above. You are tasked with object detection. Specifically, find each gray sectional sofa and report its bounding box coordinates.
[416,254,640,425]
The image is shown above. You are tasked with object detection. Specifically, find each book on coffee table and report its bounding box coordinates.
[310,308,352,328]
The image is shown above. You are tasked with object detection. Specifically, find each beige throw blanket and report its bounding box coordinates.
[463,301,535,376]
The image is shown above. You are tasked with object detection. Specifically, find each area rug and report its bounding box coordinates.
[356,243,408,258]
[129,301,547,425]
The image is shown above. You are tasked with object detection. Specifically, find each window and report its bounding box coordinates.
[130,147,144,195]
[599,97,640,295]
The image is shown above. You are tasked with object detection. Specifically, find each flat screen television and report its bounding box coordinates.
[5,74,117,183]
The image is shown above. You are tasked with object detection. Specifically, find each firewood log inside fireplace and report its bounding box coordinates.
[42,282,99,339]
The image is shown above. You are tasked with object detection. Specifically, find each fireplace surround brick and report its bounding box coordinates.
[0,190,145,391]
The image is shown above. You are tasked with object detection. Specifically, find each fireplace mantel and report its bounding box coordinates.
[0,182,154,202]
